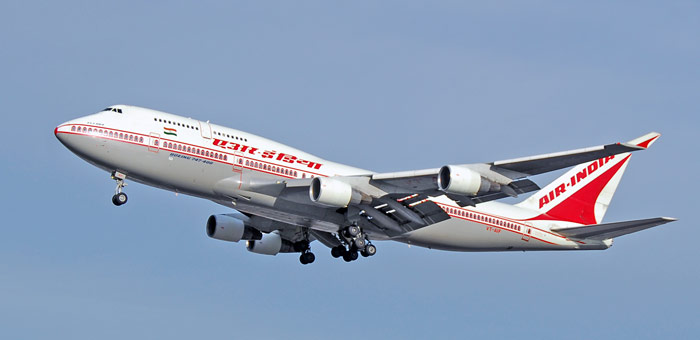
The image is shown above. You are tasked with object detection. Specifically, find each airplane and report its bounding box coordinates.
[55,105,676,264]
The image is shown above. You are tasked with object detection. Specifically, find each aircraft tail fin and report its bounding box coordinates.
[516,132,661,225]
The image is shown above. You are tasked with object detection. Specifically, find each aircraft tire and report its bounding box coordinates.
[305,252,315,264]
[331,246,344,258]
[353,237,366,249]
[112,193,127,206]
[343,250,358,262]
[344,225,360,238]
[364,244,377,257]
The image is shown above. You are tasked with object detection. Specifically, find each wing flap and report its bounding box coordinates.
[551,217,676,241]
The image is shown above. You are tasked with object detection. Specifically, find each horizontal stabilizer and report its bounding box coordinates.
[551,217,676,241]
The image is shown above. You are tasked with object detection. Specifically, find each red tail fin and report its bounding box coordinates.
[517,132,660,225]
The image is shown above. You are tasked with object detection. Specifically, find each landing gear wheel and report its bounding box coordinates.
[300,252,315,265]
[361,244,377,257]
[331,245,345,258]
[353,237,366,249]
[111,171,128,206]
[112,192,128,206]
[343,249,359,262]
[305,252,315,264]
[344,225,360,238]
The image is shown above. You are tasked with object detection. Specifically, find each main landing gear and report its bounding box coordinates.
[330,224,376,262]
[297,232,316,265]
[111,171,128,206]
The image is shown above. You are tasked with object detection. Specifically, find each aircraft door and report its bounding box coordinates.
[232,151,243,172]
[521,223,532,242]
[231,151,244,189]
[199,121,212,139]
[148,132,160,153]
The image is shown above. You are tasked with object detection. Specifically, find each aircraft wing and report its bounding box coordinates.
[369,132,659,194]
[550,217,677,240]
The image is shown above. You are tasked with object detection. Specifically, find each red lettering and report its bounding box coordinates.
[570,176,576,186]
[548,191,555,201]
[539,195,550,208]
[296,159,323,169]
[277,153,297,163]
[576,168,587,182]
[554,184,566,197]
[262,150,276,159]
[587,161,598,174]
[246,147,258,155]
[213,139,228,147]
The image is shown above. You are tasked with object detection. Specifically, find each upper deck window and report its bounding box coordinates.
[102,107,123,113]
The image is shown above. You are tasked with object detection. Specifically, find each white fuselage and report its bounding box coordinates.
[55,105,610,252]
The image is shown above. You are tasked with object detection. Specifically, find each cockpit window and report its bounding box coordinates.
[102,107,123,113]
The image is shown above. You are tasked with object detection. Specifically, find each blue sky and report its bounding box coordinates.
[1,1,697,339]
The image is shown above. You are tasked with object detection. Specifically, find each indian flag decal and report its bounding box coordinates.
[163,127,177,136]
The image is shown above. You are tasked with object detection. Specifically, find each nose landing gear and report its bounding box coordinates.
[111,171,128,206]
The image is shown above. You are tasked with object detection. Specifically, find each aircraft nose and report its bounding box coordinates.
[54,121,72,145]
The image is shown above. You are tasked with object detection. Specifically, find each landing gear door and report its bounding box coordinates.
[148,132,160,153]
[199,121,212,139]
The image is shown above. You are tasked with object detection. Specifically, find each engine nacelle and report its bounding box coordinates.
[246,231,298,255]
[206,214,262,242]
[309,177,360,207]
[437,165,497,196]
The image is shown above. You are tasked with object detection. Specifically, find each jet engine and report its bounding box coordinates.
[437,165,499,196]
[246,231,298,255]
[206,214,262,242]
[309,177,363,207]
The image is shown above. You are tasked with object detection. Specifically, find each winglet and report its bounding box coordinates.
[625,132,661,149]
